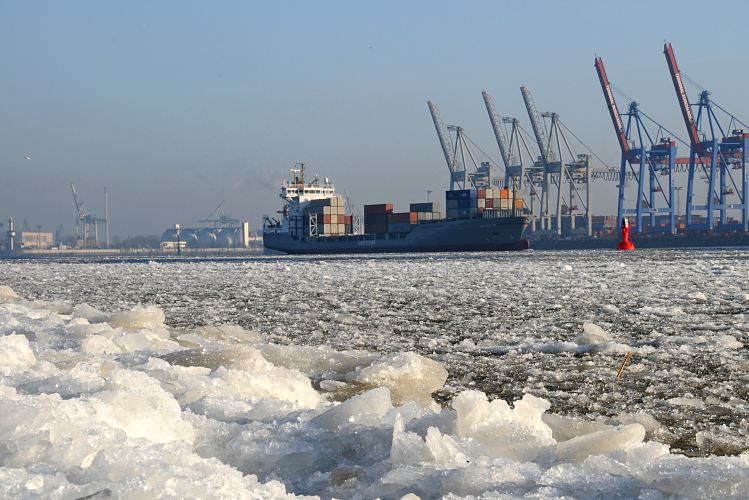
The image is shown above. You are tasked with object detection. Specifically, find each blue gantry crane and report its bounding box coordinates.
[664,42,749,231]
[595,56,677,234]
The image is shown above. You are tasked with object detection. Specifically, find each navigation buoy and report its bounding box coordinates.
[616,218,635,250]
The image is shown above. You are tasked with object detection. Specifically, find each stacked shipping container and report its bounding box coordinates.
[364,203,393,234]
[445,188,523,219]
[388,211,418,233]
[409,202,442,221]
[364,202,443,235]
[288,196,353,237]
[445,189,477,219]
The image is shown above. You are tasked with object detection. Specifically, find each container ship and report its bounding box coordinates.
[262,165,530,254]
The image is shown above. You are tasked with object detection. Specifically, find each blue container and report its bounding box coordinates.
[410,202,436,212]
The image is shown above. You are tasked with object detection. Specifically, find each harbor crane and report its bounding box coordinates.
[482,90,544,228]
[70,184,107,248]
[427,100,468,190]
[427,100,500,190]
[521,86,591,236]
[664,42,748,231]
[595,56,677,234]
[199,202,240,228]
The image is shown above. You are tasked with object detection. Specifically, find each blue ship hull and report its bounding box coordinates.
[264,216,531,254]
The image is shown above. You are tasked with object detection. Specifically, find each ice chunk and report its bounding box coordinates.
[555,423,646,462]
[357,352,448,406]
[313,387,393,429]
[115,330,178,353]
[259,343,378,379]
[157,346,321,408]
[0,334,36,375]
[389,414,432,465]
[0,285,20,302]
[161,346,263,370]
[90,368,195,444]
[72,303,110,323]
[190,324,263,343]
[66,320,114,338]
[714,334,743,349]
[667,397,703,408]
[109,305,167,330]
[215,363,321,408]
[688,291,707,303]
[542,413,613,442]
[575,322,611,345]
[696,425,749,455]
[601,304,620,315]
[452,391,554,461]
[81,335,122,354]
[615,411,672,442]
[389,414,468,468]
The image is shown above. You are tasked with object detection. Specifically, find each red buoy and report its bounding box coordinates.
[616,218,636,250]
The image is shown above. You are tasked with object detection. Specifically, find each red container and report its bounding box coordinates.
[323,214,331,224]
[364,203,394,214]
[485,199,493,208]
[477,188,486,199]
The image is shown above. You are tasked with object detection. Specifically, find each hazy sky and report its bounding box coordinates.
[2,0,748,237]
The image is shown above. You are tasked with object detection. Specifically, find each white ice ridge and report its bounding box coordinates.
[1,287,749,499]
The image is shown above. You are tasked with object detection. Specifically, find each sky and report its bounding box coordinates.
[2,0,748,237]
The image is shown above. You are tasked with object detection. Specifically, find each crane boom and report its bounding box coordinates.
[594,57,631,159]
[70,183,87,218]
[520,86,555,164]
[482,90,513,168]
[427,100,458,175]
[664,42,701,150]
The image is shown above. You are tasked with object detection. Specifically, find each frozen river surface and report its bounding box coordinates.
[1,249,749,498]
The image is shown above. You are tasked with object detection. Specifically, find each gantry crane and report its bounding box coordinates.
[521,86,555,231]
[595,56,677,234]
[427,100,468,189]
[199,202,240,228]
[70,184,107,248]
[520,86,591,235]
[427,100,498,190]
[664,42,749,231]
[482,90,543,227]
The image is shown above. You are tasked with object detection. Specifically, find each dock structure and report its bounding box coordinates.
[427,43,749,238]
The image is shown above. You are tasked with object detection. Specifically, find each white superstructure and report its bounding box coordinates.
[266,163,343,235]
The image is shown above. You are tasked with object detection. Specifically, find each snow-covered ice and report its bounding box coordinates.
[1,249,749,498]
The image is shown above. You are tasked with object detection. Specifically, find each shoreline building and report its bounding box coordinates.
[17,230,54,249]
[160,221,252,250]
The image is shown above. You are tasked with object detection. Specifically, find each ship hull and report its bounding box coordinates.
[264,216,530,254]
